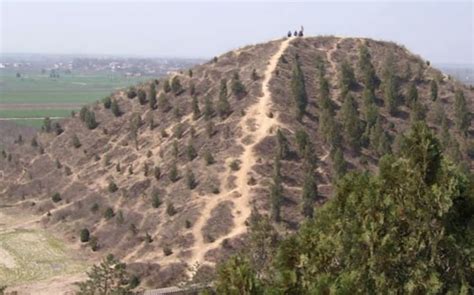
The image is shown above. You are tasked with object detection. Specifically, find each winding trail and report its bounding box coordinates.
[187,38,291,270]
[326,38,344,107]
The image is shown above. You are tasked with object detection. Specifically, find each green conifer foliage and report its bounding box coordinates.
[291,57,308,121]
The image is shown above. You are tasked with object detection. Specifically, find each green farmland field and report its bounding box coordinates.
[0,72,150,127]
[0,228,88,287]
[0,109,73,118]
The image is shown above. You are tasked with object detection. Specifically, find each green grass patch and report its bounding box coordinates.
[0,109,73,119]
[0,72,150,128]
[0,228,88,287]
[0,73,149,104]
[4,119,49,128]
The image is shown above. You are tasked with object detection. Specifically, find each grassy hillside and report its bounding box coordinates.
[0,36,472,290]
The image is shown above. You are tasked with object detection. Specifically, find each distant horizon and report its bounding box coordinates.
[0,51,207,60]
[2,1,473,64]
[2,44,474,67]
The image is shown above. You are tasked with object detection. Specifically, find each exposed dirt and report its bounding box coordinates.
[0,35,472,290]
[0,207,90,294]
[185,38,291,271]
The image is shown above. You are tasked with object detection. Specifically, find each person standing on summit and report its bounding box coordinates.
[287,26,304,38]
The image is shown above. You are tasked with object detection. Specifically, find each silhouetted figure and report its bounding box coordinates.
[294,31,298,37]
[287,31,292,38]
[299,25,304,37]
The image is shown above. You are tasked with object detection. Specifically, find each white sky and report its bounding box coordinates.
[1,1,473,64]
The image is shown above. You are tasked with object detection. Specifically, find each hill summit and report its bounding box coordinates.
[1,35,472,288]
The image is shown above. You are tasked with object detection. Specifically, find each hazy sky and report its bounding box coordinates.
[1,1,473,64]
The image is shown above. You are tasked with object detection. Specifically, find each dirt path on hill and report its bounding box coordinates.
[326,38,344,107]
[228,37,291,238]
[187,38,291,271]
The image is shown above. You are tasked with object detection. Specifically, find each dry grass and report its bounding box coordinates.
[0,36,472,290]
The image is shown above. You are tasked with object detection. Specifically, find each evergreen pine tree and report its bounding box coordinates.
[157,93,171,112]
[406,82,418,108]
[76,254,133,294]
[377,130,392,156]
[137,89,147,105]
[148,84,157,109]
[127,87,137,99]
[190,83,196,96]
[362,87,378,127]
[72,134,81,148]
[447,137,462,163]
[302,141,318,172]
[295,129,309,155]
[217,79,231,118]
[291,58,308,121]
[42,117,52,132]
[31,136,38,147]
[79,106,88,122]
[301,170,317,218]
[206,120,215,138]
[276,129,289,160]
[339,60,356,99]
[409,101,426,123]
[251,69,259,81]
[358,44,378,93]
[315,55,326,77]
[340,94,363,151]
[53,122,63,135]
[186,169,197,189]
[171,76,182,94]
[231,72,247,99]
[204,96,214,120]
[169,162,179,182]
[85,110,98,129]
[80,228,90,242]
[154,166,161,180]
[204,149,215,165]
[192,96,201,120]
[440,116,451,149]
[332,148,347,179]
[163,79,171,93]
[454,89,469,136]
[382,55,399,115]
[270,154,283,222]
[102,96,112,109]
[111,99,121,117]
[370,117,383,153]
[433,99,445,125]
[151,189,161,208]
[318,75,333,112]
[430,80,438,101]
[322,111,343,152]
[186,141,197,161]
[301,142,318,218]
